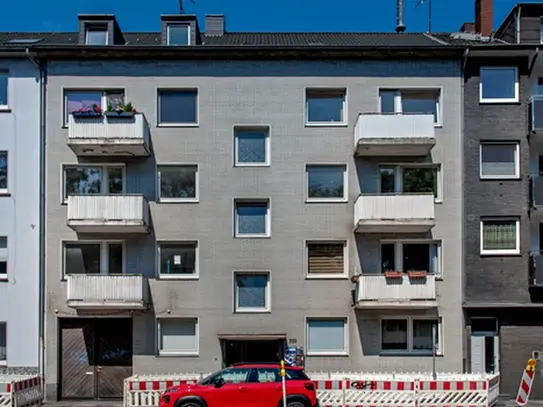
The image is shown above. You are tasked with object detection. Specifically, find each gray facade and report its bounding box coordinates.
[43,57,464,400]
[0,58,41,372]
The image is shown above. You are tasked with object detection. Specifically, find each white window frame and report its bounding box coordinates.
[157,317,199,356]
[62,240,126,279]
[156,164,199,203]
[157,241,199,280]
[378,88,442,127]
[480,217,520,255]
[233,271,271,313]
[305,240,348,279]
[85,28,108,45]
[479,141,520,180]
[380,317,443,355]
[156,88,199,127]
[63,88,125,126]
[233,125,271,167]
[379,164,442,202]
[166,24,191,46]
[479,67,519,104]
[0,322,6,365]
[304,87,348,127]
[0,70,8,110]
[305,164,348,203]
[234,199,271,238]
[61,163,126,203]
[0,151,8,194]
[379,239,442,277]
[0,237,7,282]
[305,317,349,356]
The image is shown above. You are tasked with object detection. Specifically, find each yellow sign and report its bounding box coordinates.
[280,360,286,377]
[526,359,537,372]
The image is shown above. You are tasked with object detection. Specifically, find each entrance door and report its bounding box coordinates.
[470,318,500,375]
[60,318,133,400]
[221,339,285,367]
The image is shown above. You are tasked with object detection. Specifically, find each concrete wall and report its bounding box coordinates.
[44,59,463,397]
[0,58,41,371]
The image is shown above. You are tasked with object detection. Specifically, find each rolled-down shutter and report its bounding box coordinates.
[308,243,344,274]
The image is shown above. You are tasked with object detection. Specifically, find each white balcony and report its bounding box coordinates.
[67,195,150,234]
[354,113,435,156]
[354,194,435,233]
[67,113,150,157]
[355,274,437,309]
[66,274,149,310]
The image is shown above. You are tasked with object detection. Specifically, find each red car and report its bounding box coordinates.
[160,362,319,407]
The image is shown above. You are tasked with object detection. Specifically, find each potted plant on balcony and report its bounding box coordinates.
[104,102,137,118]
[384,270,403,278]
[72,104,103,118]
[408,269,427,278]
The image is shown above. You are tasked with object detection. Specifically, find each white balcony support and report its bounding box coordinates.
[356,274,437,309]
[67,113,150,156]
[354,114,435,156]
[67,195,150,234]
[354,194,435,233]
[67,275,149,310]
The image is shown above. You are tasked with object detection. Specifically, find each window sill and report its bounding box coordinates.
[0,191,11,197]
[0,361,6,367]
[234,235,271,239]
[379,351,443,357]
[305,122,348,128]
[234,163,271,168]
[480,176,521,181]
[0,107,12,114]
[0,276,7,282]
[157,123,199,128]
[305,198,348,204]
[480,250,521,257]
[306,274,348,280]
[234,309,271,314]
[157,198,199,204]
[158,274,199,280]
[434,124,443,128]
[306,351,349,357]
[479,99,520,105]
[157,352,199,357]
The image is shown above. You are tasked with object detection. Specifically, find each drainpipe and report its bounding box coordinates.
[460,47,468,370]
[25,48,46,382]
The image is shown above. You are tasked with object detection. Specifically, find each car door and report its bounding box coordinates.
[204,367,252,407]
[247,367,283,407]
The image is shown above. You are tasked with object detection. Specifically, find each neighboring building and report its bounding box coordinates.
[0,46,42,372]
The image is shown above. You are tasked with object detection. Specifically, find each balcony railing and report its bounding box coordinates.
[529,96,543,132]
[67,194,150,233]
[354,194,435,233]
[356,274,437,308]
[354,113,435,156]
[67,274,149,310]
[67,113,150,157]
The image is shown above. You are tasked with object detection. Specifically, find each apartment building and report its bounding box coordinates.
[0,45,42,373]
[0,10,468,401]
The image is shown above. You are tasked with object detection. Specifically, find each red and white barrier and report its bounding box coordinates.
[124,372,500,407]
[0,375,43,407]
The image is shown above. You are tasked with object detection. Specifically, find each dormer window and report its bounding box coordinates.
[85,26,108,45]
[167,24,190,46]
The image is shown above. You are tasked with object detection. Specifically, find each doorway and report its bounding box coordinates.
[220,339,285,367]
[470,318,500,374]
[59,318,133,400]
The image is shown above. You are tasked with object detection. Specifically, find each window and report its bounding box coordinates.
[158,318,198,355]
[234,126,270,166]
[158,242,198,278]
[158,89,198,125]
[306,241,347,278]
[480,218,520,255]
[0,237,7,280]
[306,318,348,355]
[234,200,270,237]
[381,318,440,354]
[85,26,108,45]
[0,71,7,107]
[480,142,519,179]
[0,323,5,364]
[0,152,7,193]
[380,89,441,125]
[480,67,519,103]
[167,24,190,46]
[158,165,198,202]
[198,368,251,385]
[64,90,124,125]
[63,165,124,201]
[63,241,124,276]
[306,165,347,202]
[380,165,440,200]
[234,272,270,312]
[380,240,441,275]
[305,88,346,125]
[252,368,311,383]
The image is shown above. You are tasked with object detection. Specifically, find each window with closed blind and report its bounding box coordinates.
[307,242,346,277]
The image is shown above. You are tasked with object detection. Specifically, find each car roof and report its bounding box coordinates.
[230,362,304,370]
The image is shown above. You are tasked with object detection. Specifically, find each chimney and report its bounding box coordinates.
[460,22,475,33]
[205,14,225,36]
[475,0,493,37]
[396,0,406,32]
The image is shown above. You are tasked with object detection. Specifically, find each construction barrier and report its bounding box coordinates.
[0,375,43,407]
[124,372,500,407]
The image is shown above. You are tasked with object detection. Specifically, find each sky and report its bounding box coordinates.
[0,0,530,33]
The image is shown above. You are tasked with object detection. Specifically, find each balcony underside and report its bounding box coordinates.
[355,138,435,157]
[355,219,435,233]
[67,219,149,234]
[355,300,438,309]
[67,138,150,157]
[67,300,148,310]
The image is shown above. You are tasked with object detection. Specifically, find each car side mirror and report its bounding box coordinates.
[214,378,226,388]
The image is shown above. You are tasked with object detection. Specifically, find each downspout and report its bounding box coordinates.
[461,47,468,372]
[25,48,46,382]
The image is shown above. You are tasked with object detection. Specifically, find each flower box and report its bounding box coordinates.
[384,271,403,278]
[408,270,427,278]
[72,111,102,118]
[104,111,135,119]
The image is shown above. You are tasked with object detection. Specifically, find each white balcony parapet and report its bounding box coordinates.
[67,194,150,234]
[67,274,149,310]
[354,113,435,156]
[356,274,437,308]
[67,113,150,156]
[354,194,435,233]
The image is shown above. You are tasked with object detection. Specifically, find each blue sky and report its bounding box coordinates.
[0,0,525,33]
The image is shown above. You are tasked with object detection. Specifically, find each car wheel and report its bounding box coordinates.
[178,402,202,407]
[287,401,306,407]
